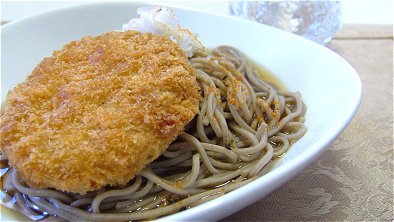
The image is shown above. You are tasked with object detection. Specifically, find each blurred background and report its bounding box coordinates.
[1,1,393,24]
[2,0,392,45]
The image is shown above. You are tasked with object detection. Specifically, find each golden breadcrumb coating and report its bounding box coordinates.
[0,30,199,194]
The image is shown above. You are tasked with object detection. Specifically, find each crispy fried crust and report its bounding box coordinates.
[0,31,199,194]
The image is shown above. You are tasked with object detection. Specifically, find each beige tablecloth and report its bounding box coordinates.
[223,24,394,221]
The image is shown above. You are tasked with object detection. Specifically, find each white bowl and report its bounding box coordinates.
[1,2,362,221]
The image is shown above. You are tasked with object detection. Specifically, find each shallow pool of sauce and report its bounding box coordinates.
[0,205,31,221]
[251,60,288,92]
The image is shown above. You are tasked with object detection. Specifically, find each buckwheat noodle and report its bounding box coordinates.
[0,46,306,221]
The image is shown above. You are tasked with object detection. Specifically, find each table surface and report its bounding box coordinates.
[1,20,393,222]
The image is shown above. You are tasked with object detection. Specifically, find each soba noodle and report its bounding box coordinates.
[0,46,306,221]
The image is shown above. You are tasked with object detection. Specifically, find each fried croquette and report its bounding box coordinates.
[0,30,199,194]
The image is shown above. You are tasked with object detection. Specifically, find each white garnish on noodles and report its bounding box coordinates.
[122,6,204,57]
